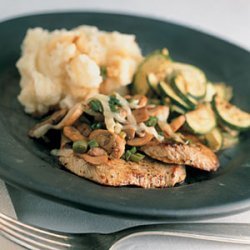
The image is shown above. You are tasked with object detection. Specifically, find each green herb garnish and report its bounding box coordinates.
[88,139,99,149]
[91,122,104,130]
[145,116,158,127]
[89,99,103,113]
[109,95,122,112]
[130,147,137,154]
[73,140,88,154]
[123,147,141,161]
[130,153,145,162]
[125,150,132,161]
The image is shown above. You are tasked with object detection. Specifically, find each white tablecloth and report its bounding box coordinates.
[0,0,250,249]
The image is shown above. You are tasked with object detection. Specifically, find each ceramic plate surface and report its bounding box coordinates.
[0,12,249,220]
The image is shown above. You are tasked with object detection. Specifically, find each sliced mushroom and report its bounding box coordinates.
[115,107,128,123]
[58,103,86,127]
[78,154,108,165]
[158,120,185,143]
[126,95,148,109]
[60,134,71,149]
[89,129,125,159]
[112,107,128,123]
[76,123,92,137]
[170,115,186,132]
[29,109,68,138]
[132,107,149,123]
[49,109,68,124]
[63,126,85,142]
[123,127,136,140]
[88,147,107,157]
[134,95,148,108]
[183,134,202,144]
[127,132,154,146]
[147,105,169,120]
[84,108,104,122]
[28,103,86,138]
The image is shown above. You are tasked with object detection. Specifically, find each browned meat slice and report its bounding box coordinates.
[141,140,219,172]
[57,149,186,188]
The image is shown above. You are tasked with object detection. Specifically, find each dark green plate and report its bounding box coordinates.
[0,12,249,220]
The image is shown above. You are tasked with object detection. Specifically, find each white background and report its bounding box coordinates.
[0,0,250,249]
[1,0,250,50]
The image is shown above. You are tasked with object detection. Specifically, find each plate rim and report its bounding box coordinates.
[0,11,250,220]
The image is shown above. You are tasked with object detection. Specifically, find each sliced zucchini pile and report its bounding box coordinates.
[133,49,170,95]
[132,47,249,152]
[212,96,250,131]
[149,62,206,110]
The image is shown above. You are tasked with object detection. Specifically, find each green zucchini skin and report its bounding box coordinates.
[170,75,197,110]
[212,96,250,131]
[170,104,186,115]
[158,81,191,110]
[146,73,160,96]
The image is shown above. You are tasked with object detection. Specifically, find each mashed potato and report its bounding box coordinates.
[17,26,143,115]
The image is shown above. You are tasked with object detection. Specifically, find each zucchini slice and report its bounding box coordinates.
[170,62,207,99]
[205,128,223,152]
[204,82,216,102]
[170,104,186,115]
[212,96,250,131]
[220,124,239,137]
[170,74,198,109]
[222,133,239,150]
[214,83,233,101]
[158,81,191,110]
[147,73,160,95]
[133,49,170,95]
[185,104,216,134]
